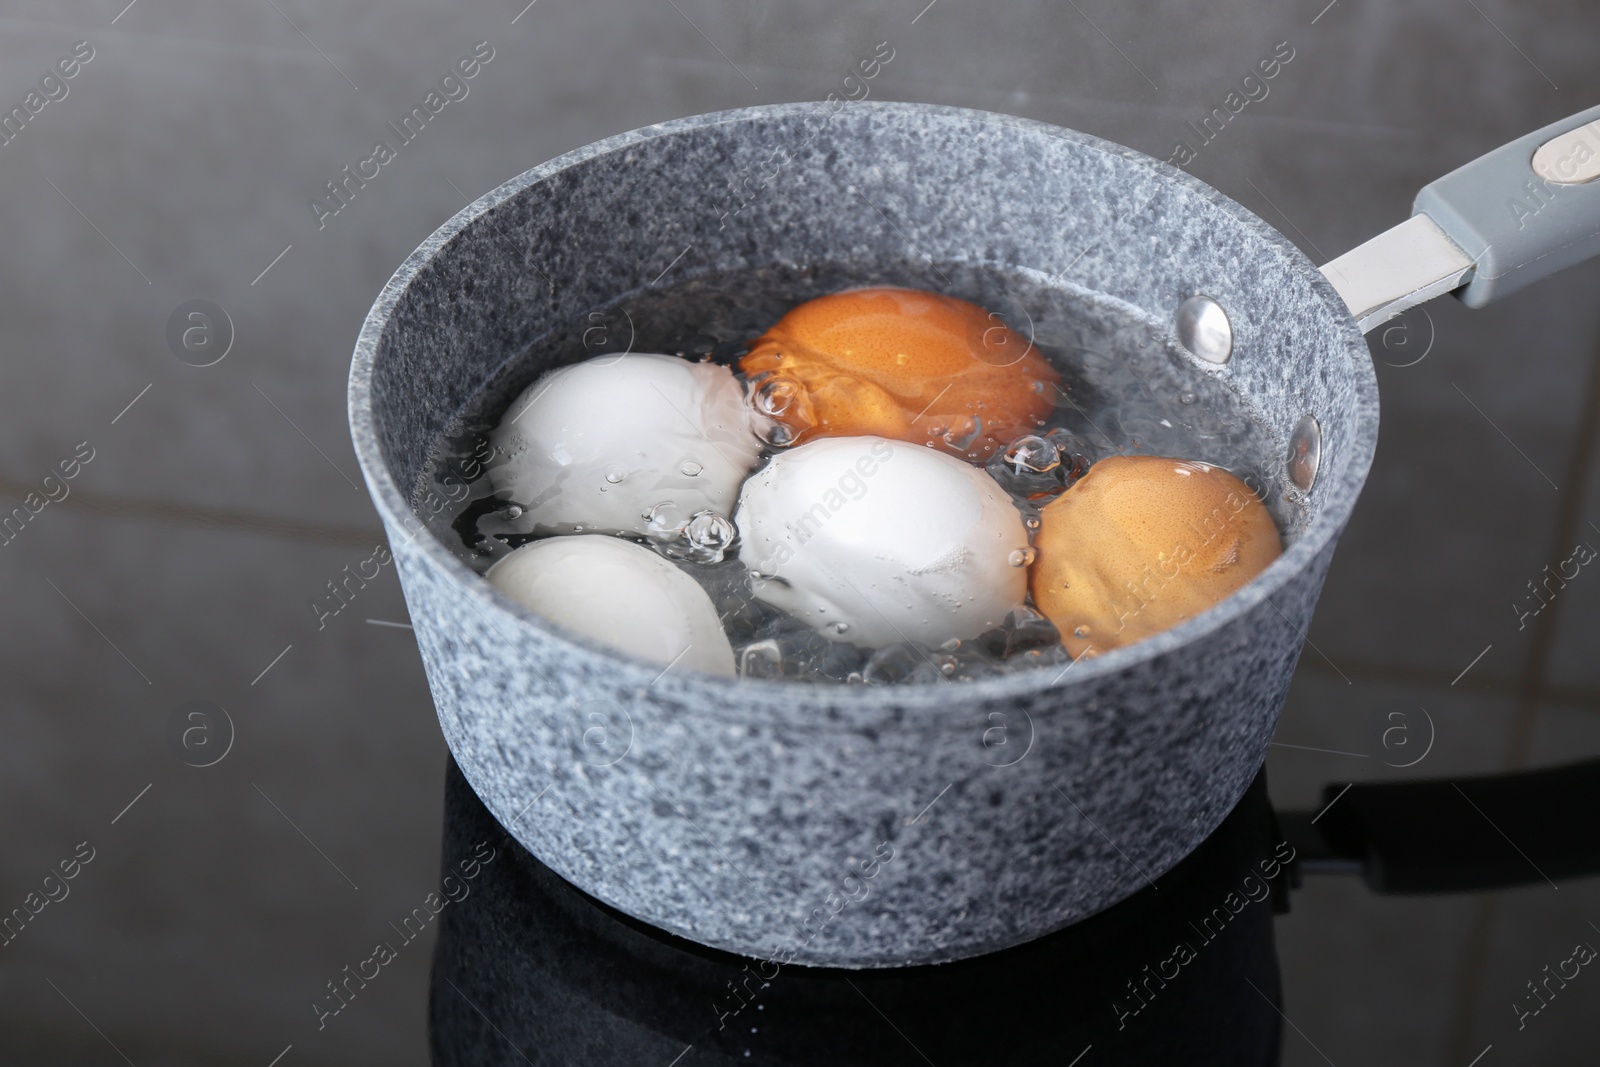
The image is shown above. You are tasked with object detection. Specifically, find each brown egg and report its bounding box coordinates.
[1030,455,1282,658]
[739,287,1059,461]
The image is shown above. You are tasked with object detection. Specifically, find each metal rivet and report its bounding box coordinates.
[1288,414,1321,492]
[1175,295,1232,365]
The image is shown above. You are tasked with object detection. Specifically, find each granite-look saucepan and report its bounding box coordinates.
[347,100,1478,968]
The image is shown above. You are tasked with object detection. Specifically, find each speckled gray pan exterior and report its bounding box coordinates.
[348,102,1377,967]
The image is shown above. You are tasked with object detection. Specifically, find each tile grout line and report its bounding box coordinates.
[1288,653,1600,712]
[1442,895,1502,1067]
[1439,323,1600,1067]
[0,477,384,549]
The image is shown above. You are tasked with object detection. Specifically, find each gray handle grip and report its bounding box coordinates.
[1415,103,1600,307]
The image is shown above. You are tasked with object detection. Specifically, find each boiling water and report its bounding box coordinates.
[412,260,1296,684]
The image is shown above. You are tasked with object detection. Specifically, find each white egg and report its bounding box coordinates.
[488,353,765,537]
[735,436,1030,648]
[486,535,735,676]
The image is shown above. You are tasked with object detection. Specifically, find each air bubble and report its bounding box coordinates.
[656,509,737,563]
[686,510,734,546]
[1008,547,1036,567]
[752,375,798,416]
[680,460,704,477]
[988,433,1079,500]
[1043,428,1093,487]
[739,639,783,678]
[751,375,815,446]
[1003,435,1059,475]
[644,502,693,553]
[942,415,983,452]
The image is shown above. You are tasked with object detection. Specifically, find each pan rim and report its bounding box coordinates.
[348,99,1378,718]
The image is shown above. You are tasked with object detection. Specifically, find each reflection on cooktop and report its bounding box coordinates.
[430,761,1289,1065]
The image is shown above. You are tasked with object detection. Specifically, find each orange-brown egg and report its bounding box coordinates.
[739,287,1059,461]
[1030,456,1282,658]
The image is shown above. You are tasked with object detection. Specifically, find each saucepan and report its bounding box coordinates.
[348,100,1600,967]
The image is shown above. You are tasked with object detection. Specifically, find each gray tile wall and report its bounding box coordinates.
[2,0,1595,1063]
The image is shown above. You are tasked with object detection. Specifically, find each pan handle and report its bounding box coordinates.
[1277,758,1600,894]
[1319,103,1600,333]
